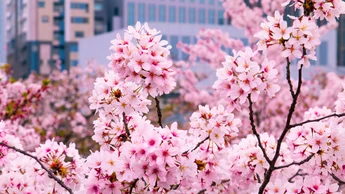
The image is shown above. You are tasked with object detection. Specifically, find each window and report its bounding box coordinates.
[319,41,328,65]
[218,10,224,25]
[169,6,176,23]
[209,0,214,4]
[71,17,88,23]
[128,2,135,25]
[200,0,205,4]
[75,31,84,38]
[208,9,215,24]
[138,4,145,22]
[38,1,45,7]
[199,8,205,24]
[71,3,89,12]
[42,15,49,23]
[70,43,78,52]
[114,8,119,16]
[71,60,78,66]
[189,8,196,23]
[159,5,166,22]
[148,4,156,22]
[179,7,186,23]
[94,2,103,11]
[181,36,190,60]
[170,36,179,60]
[241,38,249,46]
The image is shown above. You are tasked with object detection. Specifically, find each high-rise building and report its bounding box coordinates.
[0,0,5,63]
[5,0,94,78]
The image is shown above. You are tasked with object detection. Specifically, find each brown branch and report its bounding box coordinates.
[288,169,308,183]
[0,142,73,194]
[274,153,314,170]
[248,94,272,164]
[289,113,345,128]
[331,173,345,185]
[129,178,139,194]
[286,57,295,97]
[155,97,163,128]
[122,112,131,140]
[258,64,303,194]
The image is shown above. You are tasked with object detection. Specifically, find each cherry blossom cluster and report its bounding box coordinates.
[0,139,85,193]
[213,47,280,110]
[189,105,241,147]
[335,84,345,113]
[283,0,345,22]
[107,22,176,97]
[255,11,321,68]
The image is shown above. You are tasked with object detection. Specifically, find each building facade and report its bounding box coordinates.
[0,1,5,63]
[5,0,94,78]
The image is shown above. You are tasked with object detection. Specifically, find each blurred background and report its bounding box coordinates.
[0,0,344,79]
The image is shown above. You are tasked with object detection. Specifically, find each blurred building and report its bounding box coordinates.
[5,0,94,78]
[0,1,5,63]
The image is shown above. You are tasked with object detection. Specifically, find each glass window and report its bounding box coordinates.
[170,36,179,60]
[200,0,205,4]
[138,4,145,22]
[199,8,205,24]
[71,3,89,12]
[38,1,45,7]
[42,15,49,23]
[159,5,166,22]
[71,17,89,23]
[128,2,135,25]
[169,6,176,23]
[181,36,190,60]
[75,31,84,38]
[71,60,78,66]
[70,43,78,52]
[319,41,328,65]
[208,9,215,24]
[218,10,224,25]
[209,0,214,4]
[189,8,196,24]
[148,4,156,22]
[94,2,103,11]
[179,7,186,23]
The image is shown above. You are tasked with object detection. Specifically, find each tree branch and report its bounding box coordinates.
[274,153,314,170]
[331,173,345,185]
[0,142,73,194]
[248,94,272,164]
[288,169,308,183]
[129,178,139,194]
[154,97,163,128]
[289,113,345,128]
[286,57,295,97]
[258,65,303,194]
[122,112,131,140]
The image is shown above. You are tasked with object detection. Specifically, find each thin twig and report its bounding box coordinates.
[0,142,73,194]
[183,136,210,154]
[122,112,131,140]
[129,178,139,194]
[288,169,308,183]
[154,97,163,128]
[248,94,272,163]
[289,113,345,128]
[274,153,315,170]
[331,173,345,185]
[286,57,295,97]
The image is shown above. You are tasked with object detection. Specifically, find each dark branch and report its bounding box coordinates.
[274,153,314,170]
[122,112,131,140]
[155,97,163,128]
[331,173,345,185]
[0,142,73,194]
[289,113,345,128]
[129,178,139,194]
[248,94,272,164]
[288,169,308,183]
[286,57,295,97]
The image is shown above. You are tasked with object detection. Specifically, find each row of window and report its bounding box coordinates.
[70,3,89,12]
[164,0,222,6]
[71,17,89,23]
[128,3,227,25]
